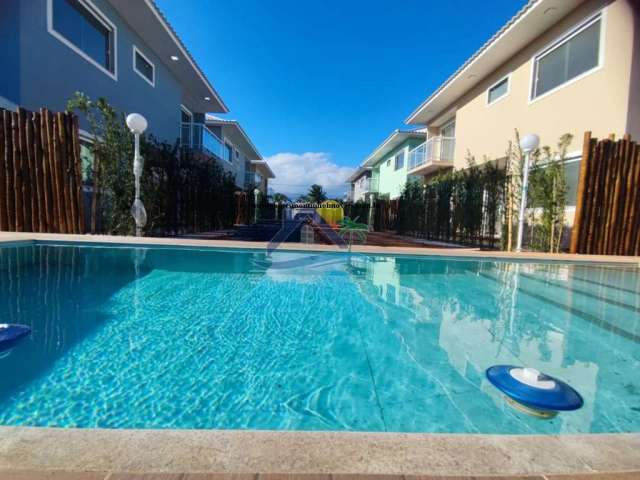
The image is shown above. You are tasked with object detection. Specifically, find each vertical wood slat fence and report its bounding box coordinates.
[0,107,84,234]
[570,131,640,256]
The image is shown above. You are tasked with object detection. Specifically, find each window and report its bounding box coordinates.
[531,15,602,99]
[441,119,455,138]
[394,150,404,170]
[133,46,155,87]
[80,141,94,184]
[224,144,233,163]
[564,160,580,207]
[48,0,116,78]
[487,76,509,104]
[180,106,192,147]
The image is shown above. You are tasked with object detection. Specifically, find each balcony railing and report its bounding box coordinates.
[370,175,379,193]
[408,136,456,171]
[181,122,228,161]
[245,171,263,187]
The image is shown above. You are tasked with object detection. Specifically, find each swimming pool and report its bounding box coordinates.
[0,241,638,434]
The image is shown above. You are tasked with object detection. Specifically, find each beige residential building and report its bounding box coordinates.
[405,0,640,204]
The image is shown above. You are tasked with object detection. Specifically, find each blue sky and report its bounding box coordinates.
[157,0,527,197]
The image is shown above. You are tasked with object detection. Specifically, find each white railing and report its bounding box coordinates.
[181,122,227,161]
[408,143,426,170]
[244,171,263,187]
[408,136,455,171]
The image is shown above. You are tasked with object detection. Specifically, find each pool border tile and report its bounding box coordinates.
[0,232,638,266]
[0,428,639,477]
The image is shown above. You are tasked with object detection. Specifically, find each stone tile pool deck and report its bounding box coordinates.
[0,233,638,479]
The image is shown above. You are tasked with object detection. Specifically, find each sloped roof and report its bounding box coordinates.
[406,0,584,125]
[205,114,261,160]
[362,130,426,167]
[108,0,228,113]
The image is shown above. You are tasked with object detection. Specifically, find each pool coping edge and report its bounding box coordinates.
[0,427,639,476]
[1,232,639,265]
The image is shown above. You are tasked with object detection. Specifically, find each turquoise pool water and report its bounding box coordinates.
[0,242,638,433]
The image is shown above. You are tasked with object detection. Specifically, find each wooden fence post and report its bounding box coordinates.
[570,131,591,253]
[71,115,85,233]
[11,111,24,232]
[0,112,6,231]
[3,111,15,230]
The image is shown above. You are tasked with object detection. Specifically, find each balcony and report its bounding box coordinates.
[408,136,455,175]
[245,171,263,188]
[181,123,231,162]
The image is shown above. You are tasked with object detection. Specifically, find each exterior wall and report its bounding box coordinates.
[626,0,640,139]
[217,132,239,183]
[232,149,247,189]
[2,0,200,143]
[350,172,371,202]
[438,0,637,169]
[205,124,255,189]
[0,0,21,109]
[374,138,424,199]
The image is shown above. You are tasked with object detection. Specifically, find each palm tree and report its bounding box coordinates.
[307,184,327,203]
[338,216,368,252]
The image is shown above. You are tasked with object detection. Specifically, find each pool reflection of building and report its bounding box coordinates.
[346,255,434,324]
[346,255,601,432]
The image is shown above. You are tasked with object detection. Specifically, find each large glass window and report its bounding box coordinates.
[487,77,509,104]
[51,0,114,74]
[532,16,601,99]
[180,107,192,147]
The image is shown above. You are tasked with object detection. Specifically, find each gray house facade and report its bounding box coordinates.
[205,115,274,193]
[0,0,272,188]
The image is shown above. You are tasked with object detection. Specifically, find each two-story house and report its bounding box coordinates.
[0,0,274,188]
[349,129,425,200]
[204,115,275,193]
[346,167,372,202]
[404,0,639,212]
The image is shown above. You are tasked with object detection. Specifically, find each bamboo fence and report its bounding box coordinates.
[570,131,640,256]
[0,107,84,234]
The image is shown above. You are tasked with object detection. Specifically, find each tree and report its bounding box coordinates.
[307,184,327,203]
[272,192,290,203]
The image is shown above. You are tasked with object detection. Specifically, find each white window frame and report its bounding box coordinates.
[224,142,233,164]
[529,11,605,104]
[47,0,118,81]
[440,118,456,138]
[180,105,193,147]
[394,149,405,171]
[181,105,193,120]
[132,45,155,87]
[486,74,510,106]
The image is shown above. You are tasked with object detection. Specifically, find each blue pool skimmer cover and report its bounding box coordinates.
[486,365,583,414]
[0,324,31,352]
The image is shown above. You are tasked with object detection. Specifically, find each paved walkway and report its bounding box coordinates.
[3,471,639,479]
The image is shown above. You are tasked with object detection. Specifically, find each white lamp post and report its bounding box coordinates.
[253,188,260,224]
[126,113,148,237]
[516,133,540,252]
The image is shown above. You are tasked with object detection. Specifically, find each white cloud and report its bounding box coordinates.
[264,152,354,199]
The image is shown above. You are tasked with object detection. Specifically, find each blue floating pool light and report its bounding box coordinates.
[0,324,31,352]
[486,365,583,418]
